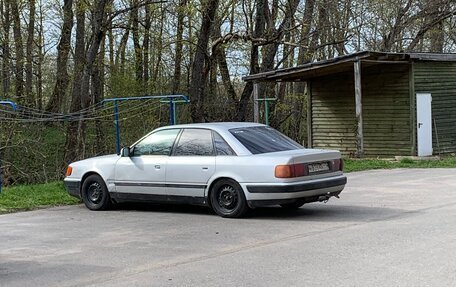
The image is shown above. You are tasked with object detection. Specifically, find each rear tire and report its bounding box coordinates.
[210,179,249,218]
[81,175,111,211]
[280,199,305,209]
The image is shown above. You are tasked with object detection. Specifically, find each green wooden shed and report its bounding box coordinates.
[244,51,456,157]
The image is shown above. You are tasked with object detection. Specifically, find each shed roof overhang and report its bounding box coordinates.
[243,51,456,82]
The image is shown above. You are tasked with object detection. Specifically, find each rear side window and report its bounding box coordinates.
[174,129,214,156]
[230,126,303,154]
[213,132,236,156]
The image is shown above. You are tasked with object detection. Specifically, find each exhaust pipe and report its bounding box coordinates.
[318,192,333,202]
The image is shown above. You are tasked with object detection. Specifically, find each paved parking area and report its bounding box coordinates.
[1,168,456,287]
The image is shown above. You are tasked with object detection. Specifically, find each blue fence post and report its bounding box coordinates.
[173,102,177,124]
[0,100,17,194]
[114,100,121,155]
[102,95,189,153]
[169,98,175,125]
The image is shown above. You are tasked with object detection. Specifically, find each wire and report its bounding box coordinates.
[0,99,162,123]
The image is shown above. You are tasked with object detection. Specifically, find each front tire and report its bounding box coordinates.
[210,179,249,218]
[81,175,111,211]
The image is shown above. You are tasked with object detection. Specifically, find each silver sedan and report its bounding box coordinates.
[64,122,346,218]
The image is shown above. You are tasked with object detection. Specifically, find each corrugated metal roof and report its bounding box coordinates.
[243,51,456,82]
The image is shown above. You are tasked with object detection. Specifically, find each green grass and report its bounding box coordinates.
[0,181,79,214]
[344,156,456,172]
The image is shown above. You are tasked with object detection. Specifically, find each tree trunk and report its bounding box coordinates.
[131,0,143,82]
[297,0,315,64]
[36,0,44,110]
[10,0,25,103]
[189,0,220,123]
[143,4,151,88]
[107,23,115,74]
[172,0,186,94]
[78,0,112,156]
[407,5,454,52]
[93,36,105,154]
[115,17,132,74]
[25,0,36,107]
[235,0,267,121]
[236,0,299,122]
[64,0,112,165]
[430,20,445,53]
[212,25,237,112]
[1,0,11,98]
[262,0,299,127]
[152,6,164,87]
[186,6,194,93]
[294,0,315,95]
[382,0,413,51]
[46,0,74,113]
[63,1,85,166]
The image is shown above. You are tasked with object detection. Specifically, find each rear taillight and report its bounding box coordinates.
[332,159,344,171]
[275,163,308,178]
[65,166,73,177]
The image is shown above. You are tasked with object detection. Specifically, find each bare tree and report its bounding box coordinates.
[25,0,36,107]
[0,0,11,98]
[9,0,25,103]
[172,0,187,94]
[143,3,151,85]
[131,0,143,82]
[189,0,220,122]
[46,0,74,113]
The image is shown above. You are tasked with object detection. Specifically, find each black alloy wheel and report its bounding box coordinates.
[81,174,112,211]
[210,179,249,218]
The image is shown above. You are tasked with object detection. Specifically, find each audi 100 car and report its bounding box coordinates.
[64,122,347,218]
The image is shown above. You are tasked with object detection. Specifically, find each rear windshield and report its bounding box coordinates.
[229,126,303,154]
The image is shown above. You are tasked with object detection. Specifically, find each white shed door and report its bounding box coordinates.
[416,93,432,156]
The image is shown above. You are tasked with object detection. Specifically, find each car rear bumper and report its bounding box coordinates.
[64,179,81,199]
[242,175,347,203]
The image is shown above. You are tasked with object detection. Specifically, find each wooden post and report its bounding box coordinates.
[253,83,259,123]
[354,60,364,157]
[409,62,416,156]
[306,82,312,148]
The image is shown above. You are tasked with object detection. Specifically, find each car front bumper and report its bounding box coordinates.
[64,179,81,199]
[242,175,347,206]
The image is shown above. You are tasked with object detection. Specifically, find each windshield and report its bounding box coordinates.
[229,126,303,154]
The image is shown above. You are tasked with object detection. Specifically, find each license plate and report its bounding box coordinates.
[308,162,330,173]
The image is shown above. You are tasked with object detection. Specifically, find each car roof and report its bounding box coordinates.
[155,122,266,133]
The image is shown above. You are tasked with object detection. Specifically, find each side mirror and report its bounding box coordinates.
[121,147,131,157]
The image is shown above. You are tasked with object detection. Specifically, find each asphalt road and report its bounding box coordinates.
[1,168,456,287]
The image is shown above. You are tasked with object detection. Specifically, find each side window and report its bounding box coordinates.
[174,129,214,156]
[213,132,236,156]
[132,129,180,156]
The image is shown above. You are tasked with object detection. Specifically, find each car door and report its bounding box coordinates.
[114,129,180,197]
[166,128,216,197]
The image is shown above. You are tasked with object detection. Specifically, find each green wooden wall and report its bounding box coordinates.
[414,62,456,154]
[310,72,356,155]
[310,64,412,157]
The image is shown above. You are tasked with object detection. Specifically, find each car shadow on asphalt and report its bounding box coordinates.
[112,202,215,216]
[110,202,407,222]
[248,204,408,222]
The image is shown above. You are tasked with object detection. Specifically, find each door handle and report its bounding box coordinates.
[418,123,423,128]
[202,167,209,170]
[155,165,161,169]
